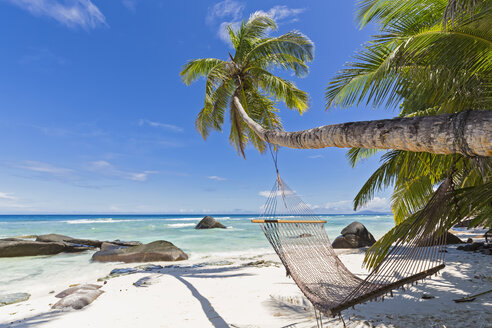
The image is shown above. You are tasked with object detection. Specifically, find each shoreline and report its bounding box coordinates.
[1,231,491,328]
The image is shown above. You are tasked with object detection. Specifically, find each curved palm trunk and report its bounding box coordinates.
[233,97,492,156]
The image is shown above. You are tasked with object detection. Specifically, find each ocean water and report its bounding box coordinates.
[0,214,394,295]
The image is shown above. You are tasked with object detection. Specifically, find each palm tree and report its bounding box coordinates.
[325,0,492,267]
[233,98,491,156]
[180,14,314,158]
[182,2,492,268]
[181,10,491,158]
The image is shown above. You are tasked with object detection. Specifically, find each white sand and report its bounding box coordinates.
[1,236,491,328]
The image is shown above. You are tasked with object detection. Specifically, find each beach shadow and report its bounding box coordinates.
[172,275,230,328]
[0,310,64,328]
[160,264,256,328]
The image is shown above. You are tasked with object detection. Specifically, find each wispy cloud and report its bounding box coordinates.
[0,192,17,201]
[88,160,157,182]
[308,154,323,159]
[207,0,244,24]
[138,119,184,133]
[207,1,305,44]
[19,48,67,66]
[256,5,305,23]
[0,192,32,210]
[207,175,226,181]
[18,160,74,178]
[122,0,137,12]
[207,0,245,44]
[6,0,107,29]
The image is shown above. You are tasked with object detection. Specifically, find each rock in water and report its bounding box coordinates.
[195,216,226,229]
[36,234,102,248]
[332,222,376,248]
[0,240,68,257]
[36,234,140,249]
[0,293,30,306]
[91,240,188,263]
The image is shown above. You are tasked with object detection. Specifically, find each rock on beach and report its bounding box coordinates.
[195,216,226,229]
[332,221,376,248]
[91,240,188,263]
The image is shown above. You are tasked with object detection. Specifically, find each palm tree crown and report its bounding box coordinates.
[180,14,314,157]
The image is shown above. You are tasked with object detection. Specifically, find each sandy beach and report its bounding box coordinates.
[1,231,490,328]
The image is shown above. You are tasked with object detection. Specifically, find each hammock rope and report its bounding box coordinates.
[253,146,447,317]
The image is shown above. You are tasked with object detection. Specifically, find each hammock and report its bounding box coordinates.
[252,175,447,319]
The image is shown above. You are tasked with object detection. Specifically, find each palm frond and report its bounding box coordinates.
[249,67,309,113]
[245,32,314,67]
[353,150,401,210]
[346,148,381,168]
[180,58,226,85]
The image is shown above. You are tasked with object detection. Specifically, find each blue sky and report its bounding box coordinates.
[0,0,396,214]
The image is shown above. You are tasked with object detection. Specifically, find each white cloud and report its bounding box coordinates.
[322,200,352,212]
[309,155,323,159]
[0,192,32,210]
[207,2,305,45]
[256,5,305,22]
[19,161,74,177]
[7,0,107,29]
[122,0,137,12]
[217,21,240,43]
[359,196,391,212]
[138,119,183,132]
[207,0,244,24]
[207,0,244,45]
[89,161,157,182]
[306,197,391,213]
[0,192,17,201]
[208,175,226,181]
[258,190,294,198]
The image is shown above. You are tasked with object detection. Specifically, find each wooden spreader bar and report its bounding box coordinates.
[251,219,327,224]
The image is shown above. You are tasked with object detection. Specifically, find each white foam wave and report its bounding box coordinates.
[167,223,196,228]
[166,218,202,221]
[166,217,238,222]
[63,218,143,224]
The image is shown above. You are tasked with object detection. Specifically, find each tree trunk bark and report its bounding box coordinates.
[233,96,492,156]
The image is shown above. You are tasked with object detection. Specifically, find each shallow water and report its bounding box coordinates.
[0,214,394,295]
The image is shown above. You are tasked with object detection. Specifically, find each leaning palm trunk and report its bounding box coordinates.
[233,97,492,157]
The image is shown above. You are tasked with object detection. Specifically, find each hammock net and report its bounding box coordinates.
[254,174,447,316]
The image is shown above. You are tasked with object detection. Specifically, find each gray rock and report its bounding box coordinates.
[0,239,68,257]
[36,234,141,249]
[36,234,101,248]
[52,289,104,310]
[100,242,127,251]
[112,239,142,247]
[55,284,102,298]
[332,222,376,248]
[91,240,188,263]
[416,231,463,246]
[1,234,142,258]
[195,216,226,229]
[0,293,30,306]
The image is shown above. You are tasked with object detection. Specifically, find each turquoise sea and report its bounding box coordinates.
[0,214,394,295]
